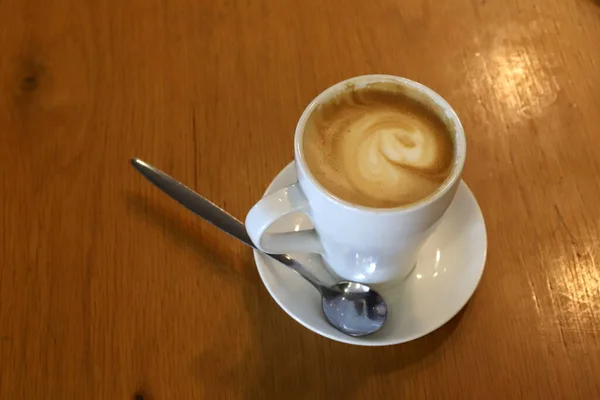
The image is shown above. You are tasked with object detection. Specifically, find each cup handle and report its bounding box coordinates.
[245,183,324,254]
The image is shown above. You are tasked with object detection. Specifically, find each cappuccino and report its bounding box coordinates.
[303,83,454,208]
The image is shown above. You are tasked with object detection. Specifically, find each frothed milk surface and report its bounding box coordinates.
[302,83,454,208]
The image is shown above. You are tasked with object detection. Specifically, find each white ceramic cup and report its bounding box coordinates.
[245,75,466,285]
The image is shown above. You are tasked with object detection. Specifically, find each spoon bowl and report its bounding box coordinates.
[322,282,387,337]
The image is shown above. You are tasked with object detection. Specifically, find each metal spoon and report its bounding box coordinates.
[130,158,387,337]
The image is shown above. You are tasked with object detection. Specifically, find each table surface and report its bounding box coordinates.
[1,0,600,398]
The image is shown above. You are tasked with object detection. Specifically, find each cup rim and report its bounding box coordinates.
[294,74,467,214]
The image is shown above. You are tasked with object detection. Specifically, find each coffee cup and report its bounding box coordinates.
[246,75,466,285]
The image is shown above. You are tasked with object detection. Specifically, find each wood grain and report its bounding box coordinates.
[1,0,599,398]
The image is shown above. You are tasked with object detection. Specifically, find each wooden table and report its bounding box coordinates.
[1,0,599,398]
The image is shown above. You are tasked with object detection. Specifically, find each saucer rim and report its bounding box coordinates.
[253,162,487,346]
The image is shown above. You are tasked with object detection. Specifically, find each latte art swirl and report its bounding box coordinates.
[303,86,454,208]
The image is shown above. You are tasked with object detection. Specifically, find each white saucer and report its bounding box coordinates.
[253,162,487,346]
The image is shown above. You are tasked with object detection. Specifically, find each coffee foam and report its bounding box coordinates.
[303,84,454,208]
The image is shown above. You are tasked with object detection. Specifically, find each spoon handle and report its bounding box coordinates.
[130,158,324,290]
[131,158,255,247]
